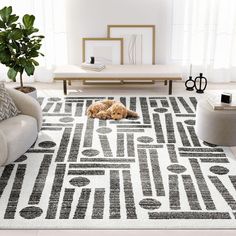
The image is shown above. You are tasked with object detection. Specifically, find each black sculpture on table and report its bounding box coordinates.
[185,76,195,91]
[194,73,207,93]
[185,64,195,91]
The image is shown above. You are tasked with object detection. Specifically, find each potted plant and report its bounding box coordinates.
[0,6,44,98]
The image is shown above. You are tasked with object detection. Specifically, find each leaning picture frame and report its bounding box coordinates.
[82,38,124,65]
[107,25,155,65]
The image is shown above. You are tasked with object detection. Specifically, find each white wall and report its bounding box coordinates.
[66,0,173,65]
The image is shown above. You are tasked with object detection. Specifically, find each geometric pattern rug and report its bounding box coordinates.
[0,96,236,229]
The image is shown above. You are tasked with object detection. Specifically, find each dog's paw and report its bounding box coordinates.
[96,111,109,120]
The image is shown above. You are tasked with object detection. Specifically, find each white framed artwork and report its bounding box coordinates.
[107,25,155,65]
[82,38,123,65]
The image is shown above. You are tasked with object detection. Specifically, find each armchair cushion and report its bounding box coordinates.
[0,114,38,165]
[0,83,20,121]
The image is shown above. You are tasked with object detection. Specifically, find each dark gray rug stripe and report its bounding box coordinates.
[209,176,236,210]
[137,149,152,196]
[169,175,180,210]
[165,113,176,143]
[73,188,91,219]
[190,97,198,110]
[179,147,224,152]
[109,170,120,219]
[122,170,137,219]
[153,113,165,143]
[149,212,231,219]
[29,154,53,205]
[169,97,180,113]
[150,99,158,107]
[99,135,113,157]
[68,123,83,162]
[53,102,62,113]
[140,97,151,124]
[127,133,135,157]
[83,118,94,147]
[92,188,105,219]
[59,188,75,219]
[55,128,72,162]
[80,158,135,163]
[65,103,72,113]
[129,97,136,111]
[42,102,54,112]
[149,149,165,196]
[46,164,66,219]
[4,164,26,219]
[167,144,178,163]
[75,102,83,117]
[68,170,105,176]
[200,158,229,163]
[117,133,124,157]
[180,153,226,157]
[120,97,126,106]
[182,175,201,210]
[178,97,194,113]
[69,163,130,169]
[161,99,169,107]
[189,158,216,210]
[187,126,201,147]
[177,122,191,146]
[0,164,14,198]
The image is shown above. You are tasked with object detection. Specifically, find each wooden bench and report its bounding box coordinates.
[54,65,182,95]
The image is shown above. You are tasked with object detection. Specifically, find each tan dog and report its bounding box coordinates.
[87,99,138,120]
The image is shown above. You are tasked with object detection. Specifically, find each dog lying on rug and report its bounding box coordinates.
[87,99,138,120]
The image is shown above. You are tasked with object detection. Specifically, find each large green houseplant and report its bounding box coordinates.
[0,6,44,95]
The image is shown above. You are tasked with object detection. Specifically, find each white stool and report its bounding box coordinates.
[196,99,236,146]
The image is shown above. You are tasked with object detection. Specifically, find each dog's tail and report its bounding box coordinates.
[127,109,138,117]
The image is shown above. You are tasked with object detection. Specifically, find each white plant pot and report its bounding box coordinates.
[15,86,37,99]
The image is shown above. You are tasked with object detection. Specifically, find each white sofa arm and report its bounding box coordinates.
[0,129,8,166]
[7,88,42,131]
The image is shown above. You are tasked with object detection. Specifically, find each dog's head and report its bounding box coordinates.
[110,103,127,120]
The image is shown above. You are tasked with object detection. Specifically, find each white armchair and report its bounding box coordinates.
[0,88,42,166]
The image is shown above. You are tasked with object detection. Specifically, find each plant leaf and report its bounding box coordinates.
[25,61,35,76]
[30,59,39,66]
[0,6,12,23]
[0,20,4,28]
[23,14,35,29]
[0,49,11,63]
[7,68,17,81]
[7,14,19,26]
[9,28,22,40]
[0,44,6,52]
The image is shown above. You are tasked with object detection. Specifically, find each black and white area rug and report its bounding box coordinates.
[0,96,236,229]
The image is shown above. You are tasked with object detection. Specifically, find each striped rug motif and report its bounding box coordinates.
[0,96,236,229]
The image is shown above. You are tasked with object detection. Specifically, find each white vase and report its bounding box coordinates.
[15,86,37,99]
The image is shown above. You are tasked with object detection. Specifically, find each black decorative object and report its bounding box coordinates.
[90,56,95,64]
[194,73,207,93]
[185,76,195,91]
[221,92,232,104]
[185,64,195,91]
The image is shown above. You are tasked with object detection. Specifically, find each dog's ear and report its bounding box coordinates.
[106,107,112,116]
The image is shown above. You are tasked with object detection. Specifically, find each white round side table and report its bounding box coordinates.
[196,99,236,146]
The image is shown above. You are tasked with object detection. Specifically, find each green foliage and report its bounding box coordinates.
[0,6,44,86]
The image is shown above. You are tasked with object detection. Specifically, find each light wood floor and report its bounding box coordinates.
[3,81,236,236]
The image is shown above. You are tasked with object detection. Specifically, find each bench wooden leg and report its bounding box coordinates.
[68,80,71,86]
[168,80,172,95]
[63,80,67,95]
[164,80,168,86]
